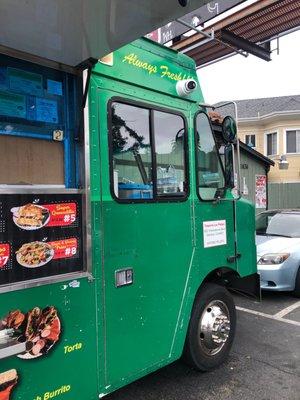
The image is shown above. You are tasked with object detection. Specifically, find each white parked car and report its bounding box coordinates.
[256,210,300,297]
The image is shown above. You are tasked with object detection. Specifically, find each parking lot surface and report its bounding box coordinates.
[108,292,300,400]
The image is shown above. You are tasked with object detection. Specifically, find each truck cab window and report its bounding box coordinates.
[154,111,186,196]
[111,102,153,200]
[110,101,187,201]
[195,112,225,200]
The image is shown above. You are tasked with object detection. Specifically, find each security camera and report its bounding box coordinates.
[192,16,201,27]
[178,0,189,6]
[176,79,197,97]
[278,154,289,170]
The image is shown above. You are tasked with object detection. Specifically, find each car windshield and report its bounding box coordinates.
[256,212,300,238]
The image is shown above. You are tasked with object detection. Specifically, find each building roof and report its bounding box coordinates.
[216,95,300,119]
[239,140,275,167]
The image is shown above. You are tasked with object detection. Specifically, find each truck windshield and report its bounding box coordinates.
[256,212,300,238]
[195,112,225,200]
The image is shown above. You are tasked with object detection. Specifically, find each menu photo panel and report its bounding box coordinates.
[0,193,84,285]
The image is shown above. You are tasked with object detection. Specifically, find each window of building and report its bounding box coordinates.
[245,134,256,148]
[195,112,225,200]
[286,129,300,153]
[110,101,187,201]
[266,132,277,156]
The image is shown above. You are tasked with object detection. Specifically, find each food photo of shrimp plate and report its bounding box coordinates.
[16,242,54,268]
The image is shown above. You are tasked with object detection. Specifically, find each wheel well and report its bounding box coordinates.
[201,267,240,287]
[199,267,260,300]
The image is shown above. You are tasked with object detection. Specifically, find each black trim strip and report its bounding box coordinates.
[107,96,190,204]
[150,109,158,199]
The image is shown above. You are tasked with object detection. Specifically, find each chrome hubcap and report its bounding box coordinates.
[198,300,231,356]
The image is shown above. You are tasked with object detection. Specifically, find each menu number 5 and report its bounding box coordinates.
[63,214,76,223]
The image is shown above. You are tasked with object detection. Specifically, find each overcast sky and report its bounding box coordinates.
[198,30,300,104]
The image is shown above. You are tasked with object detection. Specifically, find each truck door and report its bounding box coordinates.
[193,111,237,277]
[97,93,193,386]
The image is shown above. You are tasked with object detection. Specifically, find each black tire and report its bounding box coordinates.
[293,267,300,297]
[183,283,236,371]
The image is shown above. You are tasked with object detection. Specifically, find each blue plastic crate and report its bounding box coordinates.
[118,183,153,199]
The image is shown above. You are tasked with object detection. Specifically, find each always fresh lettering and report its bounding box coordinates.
[122,53,157,75]
[160,65,192,81]
[122,53,193,82]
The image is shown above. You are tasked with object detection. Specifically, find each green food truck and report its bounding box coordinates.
[0,38,259,399]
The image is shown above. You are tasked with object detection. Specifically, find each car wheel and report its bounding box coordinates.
[293,267,300,297]
[183,283,236,371]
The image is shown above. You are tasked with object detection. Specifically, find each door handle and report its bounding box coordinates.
[227,253,241,263]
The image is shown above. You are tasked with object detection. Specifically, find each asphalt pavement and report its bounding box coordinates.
[107,291,300,400]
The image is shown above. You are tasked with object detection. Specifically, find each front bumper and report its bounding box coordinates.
[258,263,295,291]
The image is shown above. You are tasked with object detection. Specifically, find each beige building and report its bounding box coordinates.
[235,95,300,183]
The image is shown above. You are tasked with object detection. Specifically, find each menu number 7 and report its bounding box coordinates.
[0,244,10,268]
[0,256,9,268]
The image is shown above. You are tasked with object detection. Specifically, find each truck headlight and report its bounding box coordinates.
[258,253,290,265]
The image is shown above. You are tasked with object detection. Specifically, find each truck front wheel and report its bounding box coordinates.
[183,283,236,371]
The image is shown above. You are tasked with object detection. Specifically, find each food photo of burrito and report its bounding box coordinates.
[0,306,61,359]
[16,242,54,268]
[11,203,50,230]
[0,369,18,400]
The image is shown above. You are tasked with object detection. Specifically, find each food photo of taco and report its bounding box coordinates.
[0,369,18,400]
[0,306,61,359]
[11,203,50,230]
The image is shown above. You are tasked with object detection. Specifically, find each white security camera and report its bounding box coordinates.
[176,79,198,97]
[278,154,289,170]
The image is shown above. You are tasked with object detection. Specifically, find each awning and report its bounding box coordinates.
[0,0,210,67]
[172,0,300,67]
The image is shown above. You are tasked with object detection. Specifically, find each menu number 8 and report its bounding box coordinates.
[65,247,77,257]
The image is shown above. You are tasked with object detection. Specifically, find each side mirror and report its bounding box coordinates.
[224,144,235,189]
[222,116,237,143]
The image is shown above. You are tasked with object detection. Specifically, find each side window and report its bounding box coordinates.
[195,112,225,200]
[154,111,186,196]
[110,101,187,201]
[0,55,79,188]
